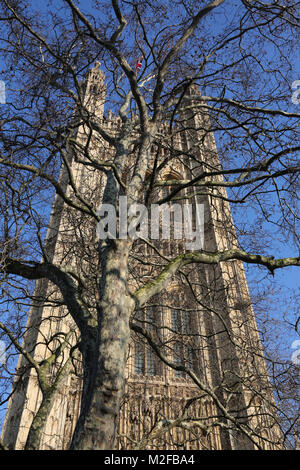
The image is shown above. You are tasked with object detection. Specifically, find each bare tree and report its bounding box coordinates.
[0,0,299,450]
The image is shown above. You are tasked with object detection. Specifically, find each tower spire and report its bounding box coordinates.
[83,61,106,117]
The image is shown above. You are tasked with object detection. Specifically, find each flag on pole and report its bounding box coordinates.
[136,56,143,74]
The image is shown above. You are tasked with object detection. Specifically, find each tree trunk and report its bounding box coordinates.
[70,240,134,450]
[25,391,56,450]
[25,358,73,450]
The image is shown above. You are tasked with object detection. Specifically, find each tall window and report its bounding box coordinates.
[134,343,157,376]
[171,309,195,378]
[133,309,161,377]
[134,342,145,375]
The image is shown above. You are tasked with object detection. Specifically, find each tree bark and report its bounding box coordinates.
[70,240,134,450]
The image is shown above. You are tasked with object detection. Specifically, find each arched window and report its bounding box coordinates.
[90,84,99,95]
[171,309,195,378]
[161,171,181,203]
[133,309,162,377]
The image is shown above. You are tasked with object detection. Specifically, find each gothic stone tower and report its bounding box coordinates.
[1,64,282,450]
